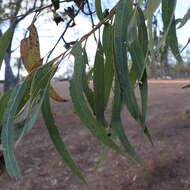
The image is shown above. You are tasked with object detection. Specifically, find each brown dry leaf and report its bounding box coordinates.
[50,86,68,102]
[20,23,42,72]
[20,23,67,102]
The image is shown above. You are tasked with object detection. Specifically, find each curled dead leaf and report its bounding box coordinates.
[50,86,68,102]
[20,23,68,103]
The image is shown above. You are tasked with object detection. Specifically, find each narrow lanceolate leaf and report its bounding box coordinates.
[0,89,13,124]
[93,41,105,124]
[145,0,161,63]
[127,8,144,79]
[178,7,190,29]
[113,0,141,122]
[15,62,58,143]
[95,0,104,21]
[81,49,95,113]
[137,7,148,58]
[182,84,190,89]
[51,0,60,10]
[162,0,183,63]
[139,70,153,145]
[103,24,114,108]
[1,81,28,179]
[0,28,13,69]
[135,7,150,125]
[28,62,55,97]
[144,0,162,18]
[14,103,41,142]
[70,43,124,157]
[111,77,142,163]
[114,0,152,143]
[139,70,148,125]
[93,146,109,170]
[42,90,86,183]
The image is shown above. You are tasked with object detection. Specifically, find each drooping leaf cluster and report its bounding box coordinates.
[0,0,189,182]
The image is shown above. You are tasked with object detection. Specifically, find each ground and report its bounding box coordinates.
[0,80,190,190]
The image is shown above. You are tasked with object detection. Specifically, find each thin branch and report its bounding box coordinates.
[86,0,97,42]
[43,5,117,64]
[0,0,67,23]
[45,8,81,62]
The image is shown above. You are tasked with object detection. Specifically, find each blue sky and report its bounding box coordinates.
[176,0,190,45]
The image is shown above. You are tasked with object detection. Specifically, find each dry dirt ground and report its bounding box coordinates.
[1,80,190,190]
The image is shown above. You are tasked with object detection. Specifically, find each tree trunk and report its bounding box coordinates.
[3,49,17,91]
[160,44,169,77]
[0,23,17,92]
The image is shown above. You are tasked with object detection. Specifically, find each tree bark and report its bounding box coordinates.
[3,49,17,91]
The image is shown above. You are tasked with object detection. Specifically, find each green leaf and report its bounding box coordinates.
[0,144,3,150]
[93,126,117,171]
[15,63,58,142]
[144,0,162,18]
[15,62,57,119]
[162,0,183,63]
[0,28,13,69]
[14,101,42,145]
[111,77,142,163]
[139,70,148,124]
[145,0,161,63]
[139,69,153,145]
[95,0,104,21]
[93,41,105,124]
[103,24,114,108]
[127,7,152,143]
[1,61,57,179]
[114,1,152,143]
[127,8,144,79]
[182,84,190,89]
[70,43,124,157]
[81,49,95,113]
[30,62,57,98]
[137,7,148,57]
[51,0,60,10]
[0,89,13,124]
[113,0,141,122]
[178,7,190,29]
[1,81,29,179]
[41,89,87,183]
[93,145,109,170]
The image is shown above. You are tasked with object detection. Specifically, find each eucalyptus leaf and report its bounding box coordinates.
[111,77,142,163]
[162,0,183,63]
[70,42,124,157]
[182,84,190,89]
[82,49,95,113]
[42,89,87,183]
[95,0,104,21]
[1,81,29,179]
[178,7,190,29]
[144,0,162,18]
[93,41,105,124]
[0,89,13,124]
[113,0,141,123]
[103,24,114,108]
[0,28,13,69]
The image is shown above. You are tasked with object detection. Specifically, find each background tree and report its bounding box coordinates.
[0,0,49,91]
